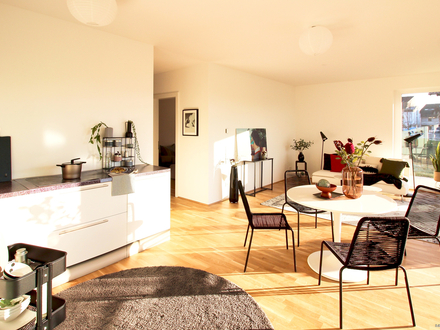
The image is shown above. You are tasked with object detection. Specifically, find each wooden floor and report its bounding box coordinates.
[54,181,440,329]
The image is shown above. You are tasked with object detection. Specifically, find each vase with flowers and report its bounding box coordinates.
[334,137,382,199]
[290,139,314,161]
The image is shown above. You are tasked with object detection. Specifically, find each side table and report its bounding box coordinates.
[242,158,273,196]
[295,160,307,172]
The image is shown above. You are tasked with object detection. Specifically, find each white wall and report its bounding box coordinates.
[207,65,296,203]
[0,4,154,178]
[155,63,297,204]
[154,64,210,203]
[294,72,440,176]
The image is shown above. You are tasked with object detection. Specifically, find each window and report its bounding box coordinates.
[401,92,440,181]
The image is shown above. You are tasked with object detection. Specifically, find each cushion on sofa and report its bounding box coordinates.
[360,165,379,174]
[330,154,345,172]
[379,158,409,179]
[323,153,331,170]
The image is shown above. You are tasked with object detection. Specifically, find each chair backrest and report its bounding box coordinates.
[238,180,253,223]
[345,217,410,270]
[284,170,310,202]
[405,185,440,236]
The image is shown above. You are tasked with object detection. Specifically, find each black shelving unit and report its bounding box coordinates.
[0,244,67,330]
[102,137,136,169]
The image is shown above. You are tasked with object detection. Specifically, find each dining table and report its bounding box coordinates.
[287,185,397,282]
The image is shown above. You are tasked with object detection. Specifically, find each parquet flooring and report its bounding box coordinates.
[53,181,440,329]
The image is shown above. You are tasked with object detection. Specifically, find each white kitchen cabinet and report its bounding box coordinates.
[127,171,170,243]
[0,183,127,267]
[0,167,171,283]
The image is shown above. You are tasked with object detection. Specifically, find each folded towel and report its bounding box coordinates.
[109,173,136,196]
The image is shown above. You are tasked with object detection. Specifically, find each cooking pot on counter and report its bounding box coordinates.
[57,158,86,180]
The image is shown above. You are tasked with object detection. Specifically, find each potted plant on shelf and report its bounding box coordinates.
[430,141,440,182]
[290,139,313,161]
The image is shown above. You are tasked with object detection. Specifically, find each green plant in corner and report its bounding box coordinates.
[89,121,108,160]
[430,141,440,172]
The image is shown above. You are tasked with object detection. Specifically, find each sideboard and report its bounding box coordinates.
[0,165,170,287]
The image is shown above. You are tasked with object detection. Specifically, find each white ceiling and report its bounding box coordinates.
[2,0,440,86]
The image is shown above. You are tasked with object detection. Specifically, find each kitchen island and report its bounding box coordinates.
[0,165,171,286]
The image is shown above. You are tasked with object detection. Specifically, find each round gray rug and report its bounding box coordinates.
[56,266,274,329]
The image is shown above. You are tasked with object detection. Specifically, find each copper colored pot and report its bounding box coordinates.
[57,158,86,180]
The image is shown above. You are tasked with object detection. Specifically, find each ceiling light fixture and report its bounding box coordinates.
[299,26,333,56]
[67,0,118,27]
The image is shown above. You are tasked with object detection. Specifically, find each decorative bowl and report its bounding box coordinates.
[0,295,31,322]
[316,183,337,198]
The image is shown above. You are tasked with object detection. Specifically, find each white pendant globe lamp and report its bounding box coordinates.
[67,0,118,26]
[299,26,333,56]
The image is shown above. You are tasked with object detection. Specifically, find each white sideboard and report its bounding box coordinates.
[0,167,171,285]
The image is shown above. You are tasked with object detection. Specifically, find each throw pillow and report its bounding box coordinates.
[323,153,332,171]
[379,158,409,179]
[360,165,379,174]
[330,154,345,172]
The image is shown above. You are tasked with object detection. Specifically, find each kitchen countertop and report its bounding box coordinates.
[0,165,170,199]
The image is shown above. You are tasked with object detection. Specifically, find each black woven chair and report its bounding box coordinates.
[238,180,296,273]
[282,170,334,246]
[318,217,416,329]
[405,185,440,246]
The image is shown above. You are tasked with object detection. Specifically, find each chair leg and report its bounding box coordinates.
[244,229,254,272]
[285,229,289,249]
[318,242,325,285]
[330,212,334,242]
[339,267,345,329]
[244,224,250,247]
[315,212,318,228]
[395,267,399,286]
[290,229,297,272]
[400,266,417,327]
[297,212,300,246]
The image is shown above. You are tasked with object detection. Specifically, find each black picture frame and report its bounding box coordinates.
[182,109,199,136]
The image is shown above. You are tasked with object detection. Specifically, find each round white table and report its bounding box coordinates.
[287,185,397,282]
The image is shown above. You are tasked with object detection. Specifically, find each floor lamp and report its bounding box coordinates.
[404,133,421,196]
[320,132,328,170]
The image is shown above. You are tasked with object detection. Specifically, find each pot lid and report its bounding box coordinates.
[62,158,86,165]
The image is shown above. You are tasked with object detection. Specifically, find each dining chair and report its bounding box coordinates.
[238,180,296,273]
[405,185,440,247]
[318,217,416,329]
[282,170,334,246]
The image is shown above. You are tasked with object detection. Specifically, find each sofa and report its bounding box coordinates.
[312,154,410,196]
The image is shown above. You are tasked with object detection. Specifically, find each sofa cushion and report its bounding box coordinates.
[379,158,409,179]
[330,154,345,172]
[323,153,332,170]
[360,165,379,174]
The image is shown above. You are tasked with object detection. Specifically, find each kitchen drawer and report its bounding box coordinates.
[0,183,126,246]
[48,212,127,267]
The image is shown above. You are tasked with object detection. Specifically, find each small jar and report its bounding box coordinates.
[113,152,122,162]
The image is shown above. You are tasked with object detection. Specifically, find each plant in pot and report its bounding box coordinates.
[430,141,440,182]
[290,139,313,161]
[89,122,109,160]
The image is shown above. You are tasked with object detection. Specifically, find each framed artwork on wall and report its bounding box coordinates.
[236,128,267,161]
[182,109,199,136]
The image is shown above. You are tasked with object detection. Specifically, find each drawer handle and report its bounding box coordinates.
[59,219,109,235]
[79,184,109,191]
